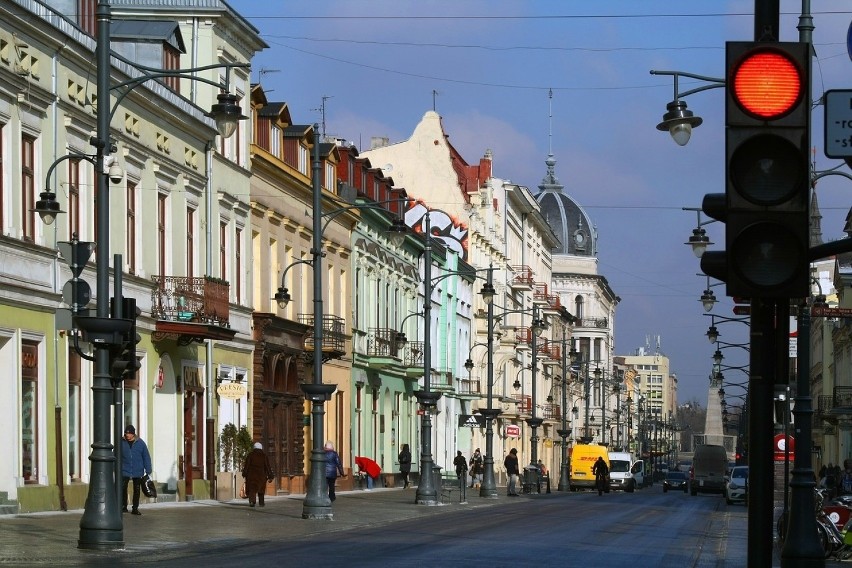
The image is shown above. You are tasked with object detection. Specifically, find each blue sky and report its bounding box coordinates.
[228,0,852,406]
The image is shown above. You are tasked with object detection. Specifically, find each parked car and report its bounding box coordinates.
[725,466,749,504]
[663,471,689,493]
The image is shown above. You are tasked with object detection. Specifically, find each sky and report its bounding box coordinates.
[227,0,852,406]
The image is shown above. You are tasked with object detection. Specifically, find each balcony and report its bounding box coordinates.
[515,327,532,351]
[509,265,534,292]
[402,340,425,377]
[542,403,561,420]
[151,276,236,344]
[817,386,852,425]
[539,340,560,364]
[574,317,609,329]
[357,327,401,369]
[458,377,482,397]
[517,394,532,415]
[532,282,549,306]
[299,314,347,362]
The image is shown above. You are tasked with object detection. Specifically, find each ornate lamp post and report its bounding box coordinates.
[34,1,247,549]
[274,172,407,518]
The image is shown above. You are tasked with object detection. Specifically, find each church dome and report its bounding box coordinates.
[534,153,596,257]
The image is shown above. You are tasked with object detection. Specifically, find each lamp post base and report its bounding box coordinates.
[480,408,501,499]
[301,384,337,520]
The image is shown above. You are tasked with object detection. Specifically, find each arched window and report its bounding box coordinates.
[574,295,584,320]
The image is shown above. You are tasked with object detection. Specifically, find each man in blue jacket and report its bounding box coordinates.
[121,425,152,515]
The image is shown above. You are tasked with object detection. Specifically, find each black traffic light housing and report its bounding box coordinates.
[706,41,811,299]
[110,297,141,380]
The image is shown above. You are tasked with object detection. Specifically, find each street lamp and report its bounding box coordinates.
[273,168,407,517]
[649,70,724,146]
[35,1,248,550]
[682,207,715,258]
[459,266,501,499]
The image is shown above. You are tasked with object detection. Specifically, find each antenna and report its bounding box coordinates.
[310,96,333,139]
[432,89,439,112]
[258,67,280,84]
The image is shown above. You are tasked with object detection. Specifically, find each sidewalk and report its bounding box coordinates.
[0,487,499,566]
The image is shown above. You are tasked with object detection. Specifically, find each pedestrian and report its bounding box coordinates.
[242,442,273,507]
[469,448,484,488]
[453,451,468,484]
[538,459,551,494]
[504,448,520,496]
[592,456,610,496]
[354,456,382,490]
[841,460,852,496]
[121,425,152,515]
[398,443,412,489]
[324,441,346,501]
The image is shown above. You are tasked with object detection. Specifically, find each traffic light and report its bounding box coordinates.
[703,42,811,298]
[110,297,141,380]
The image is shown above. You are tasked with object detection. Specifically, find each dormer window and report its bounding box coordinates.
[110,20,187,94]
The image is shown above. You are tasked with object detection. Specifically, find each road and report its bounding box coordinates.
[6,484,842,567]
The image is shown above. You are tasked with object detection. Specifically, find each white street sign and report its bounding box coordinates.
[824,89,852,158]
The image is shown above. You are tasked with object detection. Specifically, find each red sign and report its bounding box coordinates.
[774,434,794,461]
[505,425,520,438]
[812,306,852,318]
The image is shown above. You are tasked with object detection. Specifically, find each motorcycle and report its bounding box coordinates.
[777,488,852,560]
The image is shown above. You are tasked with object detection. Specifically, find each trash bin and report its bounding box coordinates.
[523,466,540,494]
[433,466,443,489]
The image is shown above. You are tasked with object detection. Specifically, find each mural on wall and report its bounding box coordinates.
[405,200,469,261]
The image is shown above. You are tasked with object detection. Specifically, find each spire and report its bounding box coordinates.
[539,88,563,193]
[809,187,823,247]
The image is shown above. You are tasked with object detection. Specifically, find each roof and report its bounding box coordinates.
[111,20,186,53]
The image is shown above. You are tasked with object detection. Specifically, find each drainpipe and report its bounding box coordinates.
[205,140,215,494]
[51,45,68,511]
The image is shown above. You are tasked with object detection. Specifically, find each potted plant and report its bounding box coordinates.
[217,423,253,500]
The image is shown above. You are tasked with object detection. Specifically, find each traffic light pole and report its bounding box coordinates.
[748,298,777,567]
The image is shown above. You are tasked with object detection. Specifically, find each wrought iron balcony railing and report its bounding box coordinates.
[151,275,230,326]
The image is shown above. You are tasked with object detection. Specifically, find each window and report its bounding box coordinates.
[186,207,195,279]
[0,122,4,232]
[126,181,136,274]
[123,364,140,429]
[68,159,81,240]
[270,125,281,158]
[235,227,242,304]
[157,193,167,275]
[574,295,584,320]
[21,135,35,241]
[68,348,82,481]
[78,0,96,36]
[163,45,180,92]
[21,342,38,484]
[298,143,309,176]
[219,220,227,282]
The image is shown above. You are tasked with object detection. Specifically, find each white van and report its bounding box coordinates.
[608,451,645,492]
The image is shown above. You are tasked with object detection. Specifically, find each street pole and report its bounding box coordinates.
[602,375,608,446]
[557,336,571,491]
[415,212,440,505]
[781,301,823,566]
[480,266,500,499]
[525,305,543,490]
[77,0,122,549]
[583,364,591,442]
[301,123,337,519]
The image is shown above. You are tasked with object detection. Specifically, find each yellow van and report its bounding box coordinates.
[570,444,609,491]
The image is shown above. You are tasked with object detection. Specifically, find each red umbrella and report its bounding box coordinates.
[355,456,381,478]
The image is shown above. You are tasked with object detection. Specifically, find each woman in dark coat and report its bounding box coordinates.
[398,444,412,489]
[242,442,273,507]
